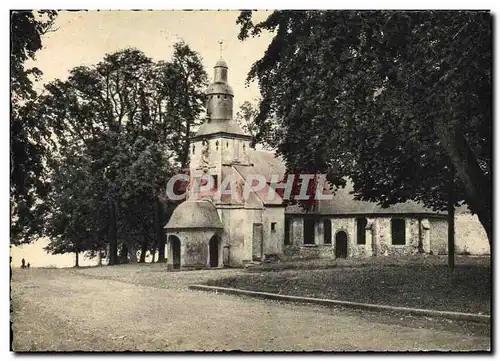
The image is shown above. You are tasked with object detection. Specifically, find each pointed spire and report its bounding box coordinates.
[218,40,223,59]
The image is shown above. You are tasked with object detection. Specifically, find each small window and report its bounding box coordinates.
[391,219,406,245]
[323,219,332,244]
[356,217,367,244]
[271,222,277,232]
[284,218,291,245]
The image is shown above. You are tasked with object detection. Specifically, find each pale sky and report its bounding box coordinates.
[30,10,274,111]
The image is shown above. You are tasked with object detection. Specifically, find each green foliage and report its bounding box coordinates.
[238,10,491,240]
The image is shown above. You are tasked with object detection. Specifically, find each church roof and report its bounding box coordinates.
[286,180,445,216]
[164,200,223,230]
[233,164,284,206]
[193,119,251,139]
[207,82,234,96]
[246,150,287,181]
[215,59,228,68]
[240,148,442,215]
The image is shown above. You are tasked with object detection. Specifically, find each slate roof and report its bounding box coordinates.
[237,149,442,216]
[285,180,445,216]
[215,59,228,68]
[164,200,223,230]
[246,150,287,182]
[233,165,284,206]
[206,82,234,96]
[193,119,250,139]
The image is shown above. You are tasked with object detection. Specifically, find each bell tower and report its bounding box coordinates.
[206,58,233,121]
[189,51,253,202]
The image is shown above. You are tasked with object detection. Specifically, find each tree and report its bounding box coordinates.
[237,10,491,244]
[235,100,260,142]
[135,42,207,261]
[44,143,101,267]
[167,41,209,169]
[41,44,208,263]
[10,10,57,244]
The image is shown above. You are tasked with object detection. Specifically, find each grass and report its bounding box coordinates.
[206,256,491,315]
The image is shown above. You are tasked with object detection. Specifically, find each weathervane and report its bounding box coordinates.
[218,40,223,59]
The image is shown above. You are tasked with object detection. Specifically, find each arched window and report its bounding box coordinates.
[391,219,406,245]
[356,217,367,244]
[323,219,332,244]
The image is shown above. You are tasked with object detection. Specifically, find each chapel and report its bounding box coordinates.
[164,58,489,270]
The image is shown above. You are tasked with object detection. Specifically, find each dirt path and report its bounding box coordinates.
[11,268,490,351]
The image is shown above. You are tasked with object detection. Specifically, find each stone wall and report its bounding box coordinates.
[189,137,252,200]
[330,218,356,257]
[455,213,490,255]
[219,207,254,267]
[282,245,334,260]
[284,214,455,260]
[372,217,421,256]
[290,216,304,247]
[262,207,285,257]
[190,137,222,185]
[165,230,222,269]
[429,218,448,255]
[427,214,489,256]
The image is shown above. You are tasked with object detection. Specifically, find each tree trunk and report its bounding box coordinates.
[436,122,491,245]
[181,77,191,170]
[151,246,157,263]
[108,200,118,265]
[75,251,79,267]
[119,243,128,264]
[154,197,166,263]
[447,167,455,270]
[96,250,102,266]
[139,233,148,263]
[128,244,137,263]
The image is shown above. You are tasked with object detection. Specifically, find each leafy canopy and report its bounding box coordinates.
[237,11,491,240]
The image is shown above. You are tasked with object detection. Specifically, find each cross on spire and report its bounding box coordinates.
[218,40,223,59]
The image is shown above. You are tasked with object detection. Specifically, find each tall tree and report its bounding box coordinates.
[144,42,207,261]
[44,142,101,267]
[168,41,209,169]
[10,10,57,244]
[238,10,491,244]
[41,44,208,263]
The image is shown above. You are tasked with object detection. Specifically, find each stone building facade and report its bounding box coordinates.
[164,59,286,269]
[164,58,489,270]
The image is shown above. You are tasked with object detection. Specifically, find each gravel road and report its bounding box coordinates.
[11,267,490,351]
